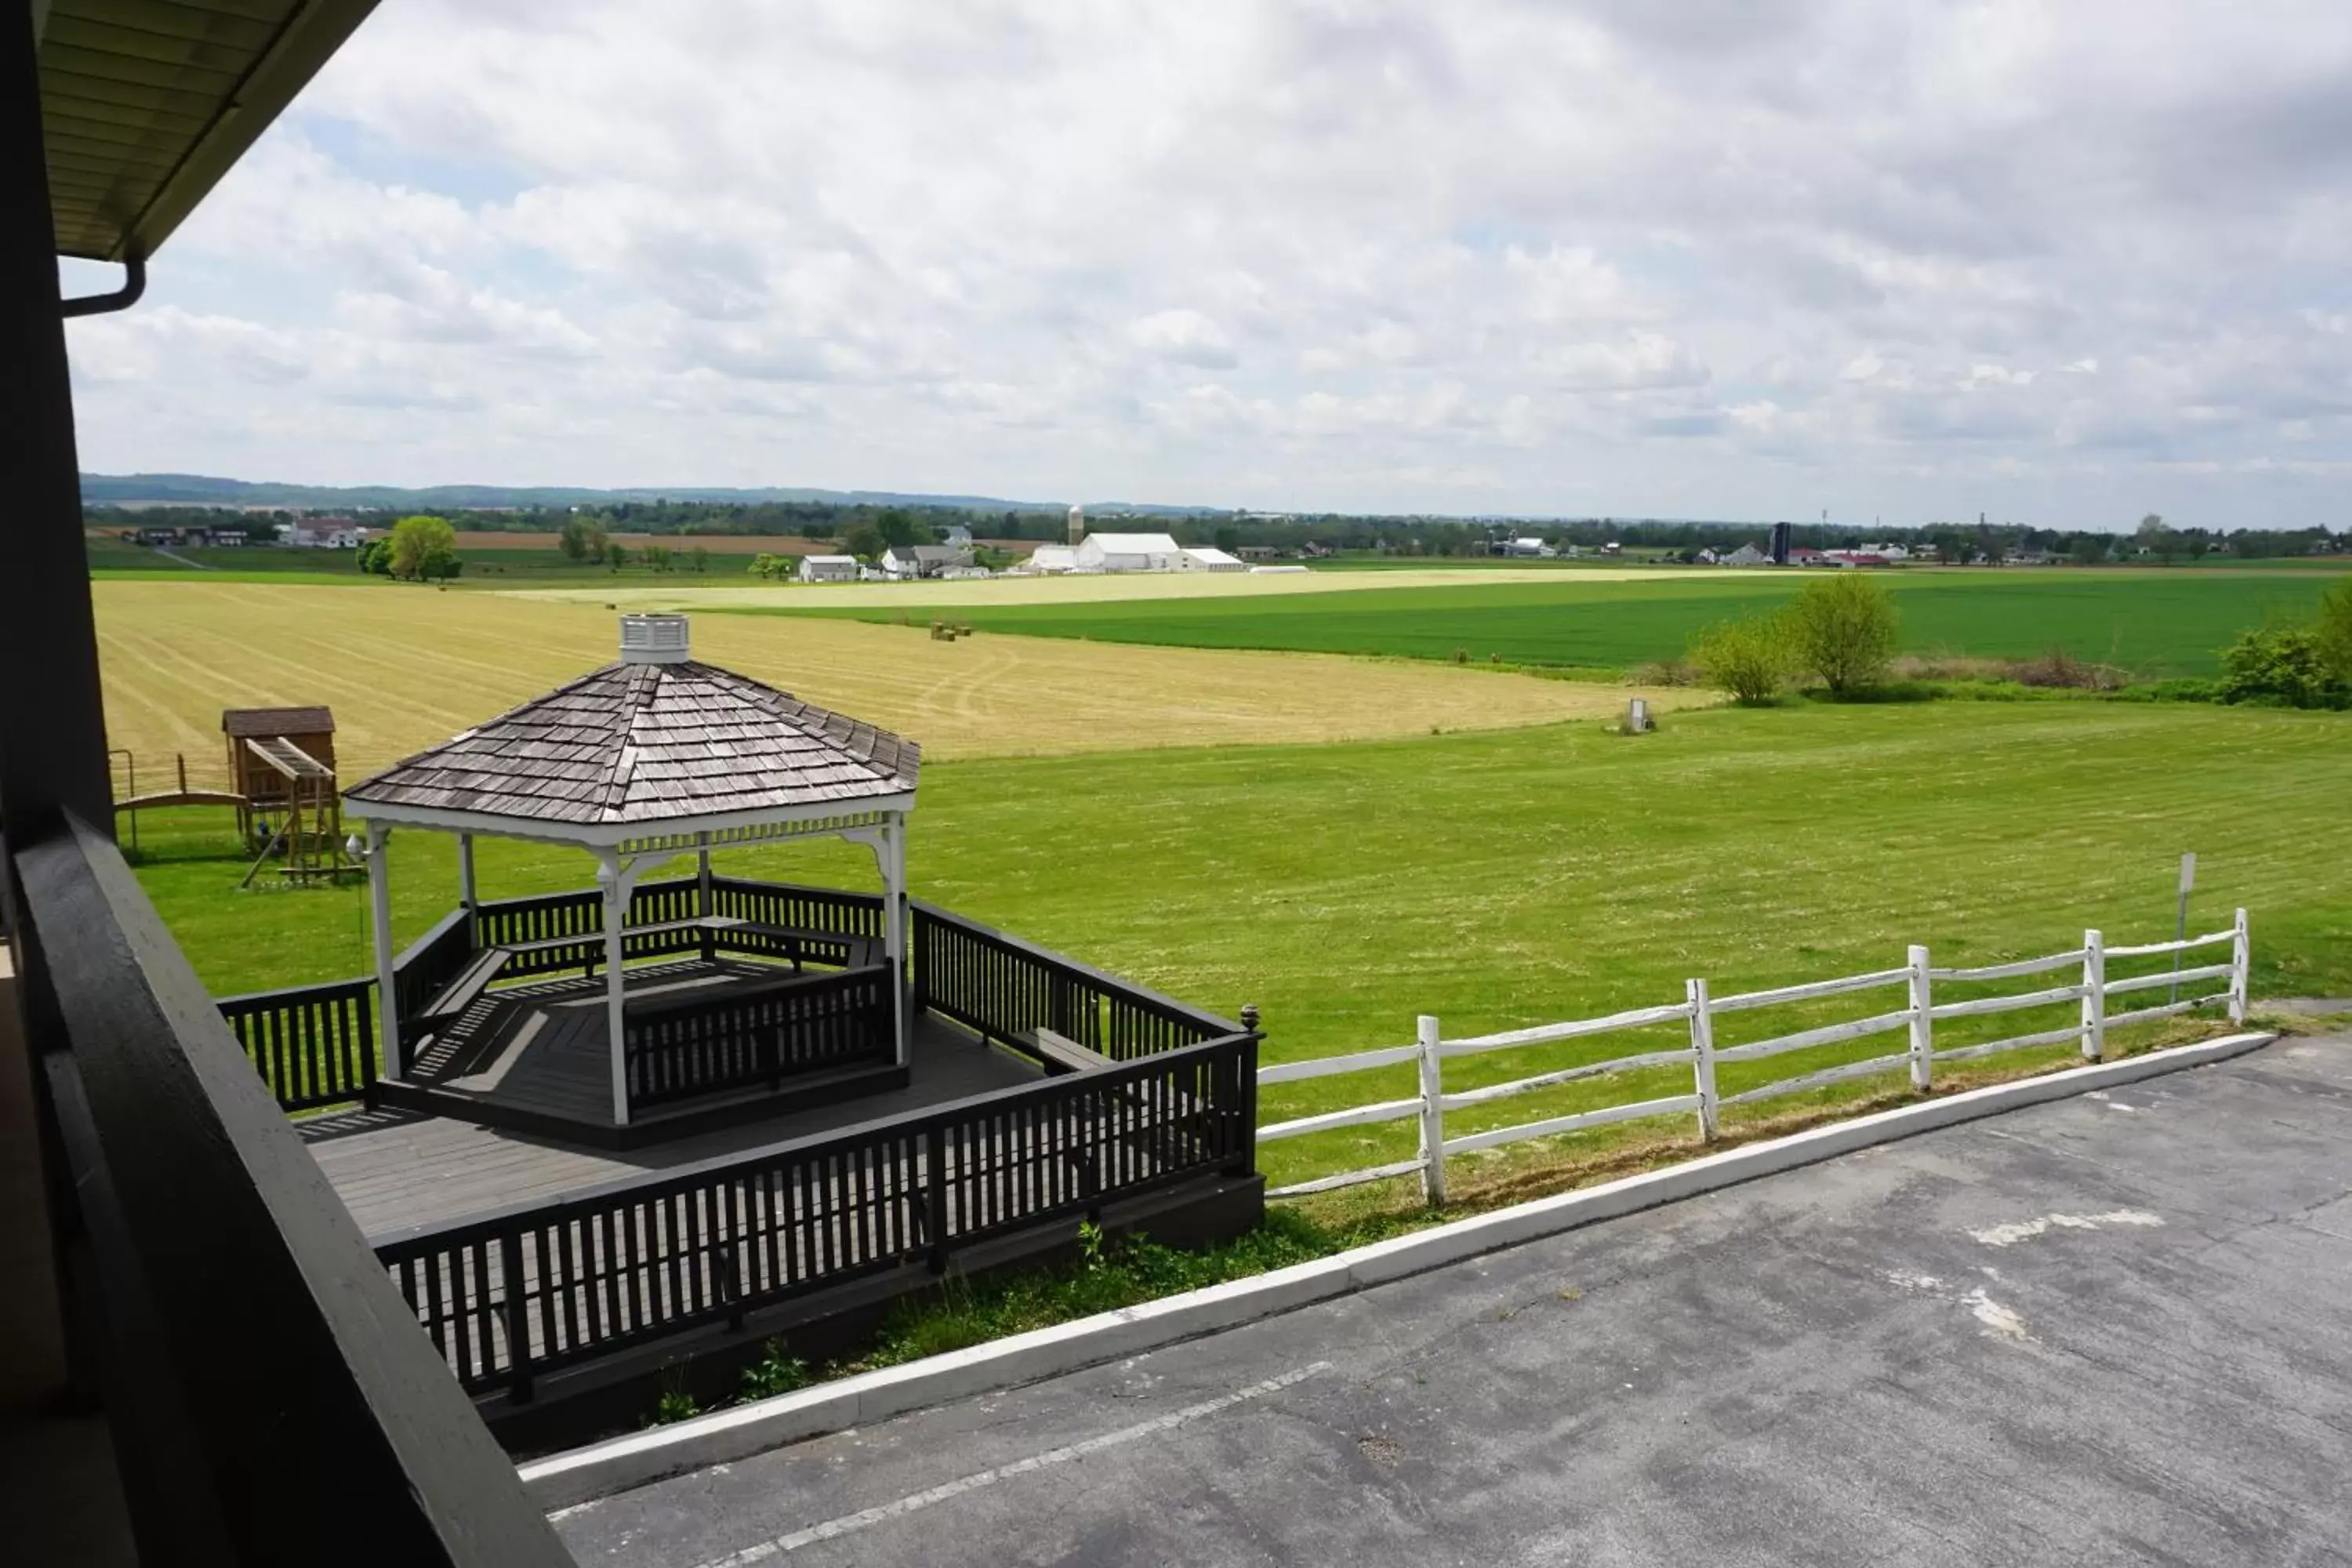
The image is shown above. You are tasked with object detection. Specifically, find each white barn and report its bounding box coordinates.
[1020,544,1079,574]
[1180,547,1247,573]
[797,554,858,583]
[1074,532,1184,572]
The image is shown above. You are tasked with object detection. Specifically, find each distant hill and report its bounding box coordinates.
[78,472,1226,517]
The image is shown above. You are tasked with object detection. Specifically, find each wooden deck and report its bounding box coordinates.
[303,1011,1044,1238]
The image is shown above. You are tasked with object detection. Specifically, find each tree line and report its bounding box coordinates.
[83,500,2347,564]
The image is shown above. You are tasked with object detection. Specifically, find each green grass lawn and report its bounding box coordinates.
[764,568,2337,677]
[131,699,2350,1192]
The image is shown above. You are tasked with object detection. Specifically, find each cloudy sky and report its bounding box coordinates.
[58,1,2352,528]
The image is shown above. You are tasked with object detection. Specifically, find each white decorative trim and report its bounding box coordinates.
[343,794,914,851]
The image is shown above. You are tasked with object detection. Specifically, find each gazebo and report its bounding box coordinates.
[343,614,917,1131]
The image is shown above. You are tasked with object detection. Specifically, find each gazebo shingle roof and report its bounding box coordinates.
[344,661,917,827]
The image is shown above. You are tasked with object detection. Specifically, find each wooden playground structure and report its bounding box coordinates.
[110,706,362,884]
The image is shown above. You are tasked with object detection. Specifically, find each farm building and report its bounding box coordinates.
[285,522,365,548]
[882,544,971,579]
[1018,543,1080,574]
[1496,536,1553,558]
[797,554,858,583]
[1181,546,1248,572]
[1720,543,1773,567]
[1074,532,1184,572]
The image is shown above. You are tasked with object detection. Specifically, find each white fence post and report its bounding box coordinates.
[1907,944,1933,1091]
[1686,978,1719,1141]
[2229,908,2250,1025]
[2080,929,2106,1062]
[1415,1014,1447,1207]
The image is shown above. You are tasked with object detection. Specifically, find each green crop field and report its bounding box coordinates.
[775,568,2339,677]
[131,699,2352,1193]
[83,536,768,587]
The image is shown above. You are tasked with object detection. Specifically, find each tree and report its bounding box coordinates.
[387,514,458,581]
[2218,626,2352,710]
[640,543,672,574]
[688,546,710,575]
[557,517,608,563]
[1214,525,1242,554]
[604,540,628,572]
[419,545,463,582]
[354,539,394,577]
[2314,579,2352,681]
[843,521,885,561]
[2136,513,2178,564]
[1786,574,1899,697]
[876,508,923,549]
[1690,613,1793,705]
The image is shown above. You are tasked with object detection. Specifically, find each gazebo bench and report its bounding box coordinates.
[495,918,883,977]
[419,946,514,1025]
[1018,1025,1113,1075]
[701,917,882,971]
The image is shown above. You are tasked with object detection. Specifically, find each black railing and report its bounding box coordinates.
[393,907,475,1041]
[625,964,892,1110]
[913,900,1240,1062]
[216,975,376,1112]
[711,876,883,938]
[216,883,1243,1120]
[374,1030,1256,1398]
[6,811,572,1561]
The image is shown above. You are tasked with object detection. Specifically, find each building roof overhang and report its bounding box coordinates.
[39,0,381,263]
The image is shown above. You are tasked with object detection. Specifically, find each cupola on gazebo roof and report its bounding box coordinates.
[345,615,918,848]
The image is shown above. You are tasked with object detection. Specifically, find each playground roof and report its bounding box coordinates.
[343,653,919,836]
[223,706,335,737]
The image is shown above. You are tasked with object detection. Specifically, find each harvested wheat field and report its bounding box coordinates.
[93,581,1700,779]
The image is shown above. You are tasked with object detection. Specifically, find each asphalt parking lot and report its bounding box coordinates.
[558,1033,2352,1566]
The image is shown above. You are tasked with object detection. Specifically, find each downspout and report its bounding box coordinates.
[60,254,145,318]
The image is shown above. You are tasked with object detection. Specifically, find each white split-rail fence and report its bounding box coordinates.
[1257,911,2250,1203]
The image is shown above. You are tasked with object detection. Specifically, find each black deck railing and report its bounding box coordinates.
[913,899,1242,1062]
[374,1029,1257,1399]
[710,876,884,938]
[625,963,893,1109]
[216,975,376,1112]
[212,880,1249,1124]
[5,811,571,1561]
[394,907,475,1028]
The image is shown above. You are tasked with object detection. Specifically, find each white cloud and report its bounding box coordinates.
[1127,310,1240,370]
[55,0,2352,525]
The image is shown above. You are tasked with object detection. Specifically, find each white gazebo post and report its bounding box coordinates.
[365,820,400,1080]
[885,811,910,1070]
[457,830,478,942]
[598,851,637,1127]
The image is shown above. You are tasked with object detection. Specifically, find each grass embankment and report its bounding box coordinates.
[131,699,2352,1192]
[780,569,2339,677]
